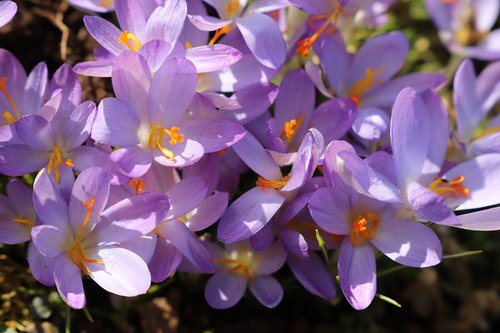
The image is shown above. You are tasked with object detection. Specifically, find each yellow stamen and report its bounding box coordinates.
[349,66,385,107]
[280,113,305,144]
[209,25,231,46]
[349,212,379,246]
[428,176,470,198]
[13,217,35,227]
[69,197,104,275]
[0,77,20,122]
[185,41,193,49]
[129,179,144,195]
[47,145,73,184]
[99,0,113,6]
[296,5,343,57]
[118,30,143,52]
[256,175,289,191]
[164,126,184,146]
[147,123,184,160]
[213,243,255,281]
[226,0,239,15]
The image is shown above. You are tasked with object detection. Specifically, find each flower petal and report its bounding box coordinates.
[249,275,283,308]
[204,271,247,309]
[54,254,86,309]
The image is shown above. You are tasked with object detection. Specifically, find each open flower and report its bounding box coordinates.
[30,167,170,308]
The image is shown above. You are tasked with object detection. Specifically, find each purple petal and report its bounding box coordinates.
[14,115,54,151]
[54,255,86,309]
[287,253,336,300]
[31,225,66,258]
[235,12,286,69]
[308,187,351,235]
[305,60,333,98]
[28,243,55,286]
[406,181,458,224]
[111,146,152,178]
[338,240,376,310]
[0,1,17,27]
[371,218,442,267]
[253,241,287,274]
[187,192,228,231]
[453,206,500,231]
[166,176,207,219]
[454,59,481,142]
[63,101,96,149]
[152,138,204,168]
[351,107,389,141]
[249,275,283,308]
[185,45,242,73]
[6,179,35,218]
[149,239,183,282]
[187,14,231,31]
[73,61,114,77]
[115,0,146,38]
[0,218,31,244]
[145,0,187,46]
[84,16,125,56]
[218,186,285,243]
[138,40,172,73]
[182,118,247,153]
[23,62,48,115]
[310,98,356,143]
[204,271,247,309]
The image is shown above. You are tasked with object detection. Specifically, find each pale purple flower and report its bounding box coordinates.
[30,167,170,308]
[0,1,16,28]
[204,240,286,309]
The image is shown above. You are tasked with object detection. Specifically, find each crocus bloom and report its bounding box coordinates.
[91,52,246,177]
[314,32,446,140]
[30,167,170,309]
[0,0,16,28]
[453,59,500,157]
[75,0,241,77]
[425,0,500,60]
[204,241,286,309]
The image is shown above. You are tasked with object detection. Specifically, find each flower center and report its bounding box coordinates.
[255,174,290,191]
[209,25,231,45]
[428,176,470,198]
[129,179,144,195]
[213,243,255,281]
[118,30,143,52]
[296,3,344,57]
[349,212,379,246]
[226,0,239,15]
[147,122,184,161]
[69,197,104,275]
[348,66,385,107]
[0,77,20,125]
[47,145,74,184]
[280,113,305,144]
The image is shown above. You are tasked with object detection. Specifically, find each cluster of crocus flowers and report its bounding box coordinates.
[0,0,499,313]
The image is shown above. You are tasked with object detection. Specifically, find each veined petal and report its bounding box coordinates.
[23,62,48,116]
[249,275,283,308]
[182,118,247,153]
[111,146,152,178]
[73,61,114,77]
[31,225,66,258]
[145,0,187,46]
[115,0,147,39]
[54,255,86,309]
[309,187,351,235]
[406,181,458,225]
[454,59,481,142]
[186,192,228,231]
[287,253,336,300]
[149,239,182,282]
[166,176,208,220]
[28,243,55,286]
[185,45,242,73]
[14,115,55,151]
[83,16,126,56]
[204,271,247,309]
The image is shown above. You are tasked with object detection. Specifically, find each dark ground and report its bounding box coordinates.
[0,1,499,332]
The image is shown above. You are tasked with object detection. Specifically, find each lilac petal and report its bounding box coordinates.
[390,87,430,187]
[253,241,287,274]
[63,101,96,149]
[120,233,157,263]
[309,187,351,235]
[338,240,376,310]
[218,186,285,243]
[371,218,442,267]
[145,0,187,46]
[31,225,66,258]
[289,0,335,15]
[470,132,500,155]
[453,206,500,231]
[92,97,140,147]
[50,63,82,110]
[350,32,408,86]
[138,40,172,73]
[280,228,308,258]
[249,275,283,308]
[33,170,70,231]
[362,73,446,108]
[14,115,54,151]
[311,98,356,143]
[68,167,110,233]
[454,59,481,142]
[406,181,458,224]
[351,107,389,141]
[477,61,500,112]
[0,48,26,110]
[71,146,129,185]
[98,192,171,243]
[6,179,35,218]
[187,192,228,231]
[236,12,286,69]
[287,252,336,300]
[248,0,291,12]
[111,146,152,178]
[115,0,146,38]
[365,150,398,186]
[317,34,350,94]
[322,140,357,189]
[73,61,114,77]
[23,62,48,115]
[148,57,197,122]
[68,0,114,12]
[250,221,276,251]
[87,246,151,297]
[152,138,204,168]
[83,16,125,56]
[157,219,215,273]
[336,150,402,204]
[185,45,242,73]
[166,176,207,219]
[305,61,333,98]
[0,218,31,244]
[182,119,247,153]
[204,271,247,309]
[231,132,282,181]
[54,255,86,309]
[187,14,231,31]
[28,243,55,286]
[112,51,151,119]
[0,1,17,27]
[474,0,499,32]
[149,239,183,282]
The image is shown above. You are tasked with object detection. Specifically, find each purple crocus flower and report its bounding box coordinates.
[0,0,16,28]
[453,59,500,157]
[189,0,289,69]
[30,167,170,309]
[217,128,323,243]
[314,32,446,141]
[425,0,500,60]
[204,240,286,309]
[75,0,241,77]
[309,142,442,310]
[91,52,246,177]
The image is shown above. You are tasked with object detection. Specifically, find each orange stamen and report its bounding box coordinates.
[280,113,305,143]
[99,0,113,6]
[164,126,184,146]
[118,30,143,52]
[184,41,193,49]
[0,77,20,122]
[349,212,379,246]
[209,25,231,46]
[226,0,239,15]
[296,5,343,57]
[129,179,145,195]
[349,66,385,107]
[47,145,72,184]
[216,148,229,157]
[147,122,183,160]
[256,175,289,191]
[428,176,470,198]
[13,217,35,227]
